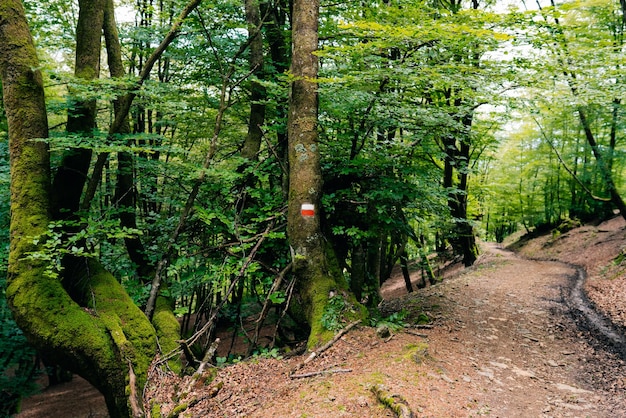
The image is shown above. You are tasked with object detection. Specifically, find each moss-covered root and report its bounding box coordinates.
[370,384,415,418]
[152,294,182,374]
[292,240,368,350]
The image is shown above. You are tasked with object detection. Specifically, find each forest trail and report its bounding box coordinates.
[377,241,626,417]
[18,228,626,417]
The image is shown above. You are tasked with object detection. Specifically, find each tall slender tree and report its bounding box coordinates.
[287,0,366,347]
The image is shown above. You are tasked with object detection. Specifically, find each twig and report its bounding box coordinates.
[290,368,352,379]
[127,360,144,418]
[248,262,293,356]
[404,330,429,338]
[304,319,361,365]
[270,274,297,349]
[178,339,197,366]
[186,223,273,347]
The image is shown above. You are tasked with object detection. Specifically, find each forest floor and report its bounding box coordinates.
[17,216,626,417]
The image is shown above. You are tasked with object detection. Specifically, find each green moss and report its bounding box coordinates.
[151,403,162,418]
[299,241,368,349]
[152,294,182,374]
[87,261,157,387]
[168,403,188,418]
[403,343,430,364]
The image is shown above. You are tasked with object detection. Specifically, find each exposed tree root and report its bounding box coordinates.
[370,384,415,418]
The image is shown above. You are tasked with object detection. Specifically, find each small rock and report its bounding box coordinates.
[554,383,592,394]
[489,361,508,369]
[477,368,494,380]
[356,396,369,407]
[376,325,391,338]
[512,367,536,378]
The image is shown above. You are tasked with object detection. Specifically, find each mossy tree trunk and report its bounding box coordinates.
[0,2,171,417]
[287,0,366,349]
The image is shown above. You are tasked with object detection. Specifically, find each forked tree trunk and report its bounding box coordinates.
[287,0,366,348]
[1,2,161,417]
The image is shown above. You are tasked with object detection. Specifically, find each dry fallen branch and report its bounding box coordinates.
[196,338,220,376]
[404,329,429,338]
[290,368,352,379]
[167,382,223,418]
[291,319,361,374]
[370,384,415,418]
[304,320,361,364]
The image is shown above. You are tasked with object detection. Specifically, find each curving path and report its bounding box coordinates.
[407,242,626,417]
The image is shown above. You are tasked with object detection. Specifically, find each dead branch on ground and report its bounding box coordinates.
[370,384,415,418]
[404,329,429,338]
[128,361,144,418]
[196,338,220,375]
[290,368,352,379]
[291,319,361,374]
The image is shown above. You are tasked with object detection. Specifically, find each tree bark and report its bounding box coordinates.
[576,107,626,218]
[50,0,105,221]
[261,0,290,195]
[287,0,366,348]
[441,111,478,267]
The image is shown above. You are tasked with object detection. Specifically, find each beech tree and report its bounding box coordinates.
[287,0,367,347]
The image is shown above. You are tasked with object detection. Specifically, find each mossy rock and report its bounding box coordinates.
[403,343,430,364]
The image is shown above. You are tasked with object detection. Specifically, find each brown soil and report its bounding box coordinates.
[17,217,626,417]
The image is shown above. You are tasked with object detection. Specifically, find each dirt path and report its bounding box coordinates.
[151,242,626,417]
[391,242,626,417]
[18,239,626,417]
